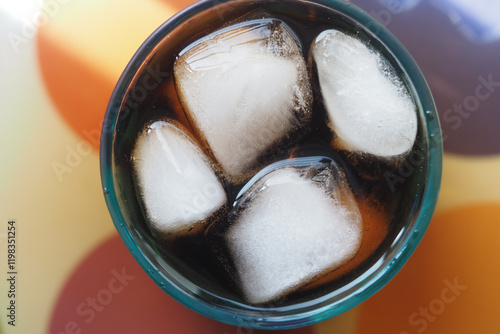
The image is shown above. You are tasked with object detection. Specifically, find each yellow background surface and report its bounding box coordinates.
[1,0,499,333]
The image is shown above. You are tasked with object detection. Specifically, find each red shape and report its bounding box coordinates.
[48,234,314,334]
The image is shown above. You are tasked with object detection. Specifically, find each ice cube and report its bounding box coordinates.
[174,19,312,181]
[225,160,362,304]
[132,121,227,233]
[312,30,417,157]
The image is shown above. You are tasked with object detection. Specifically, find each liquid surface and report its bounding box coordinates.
[112,0,428,307]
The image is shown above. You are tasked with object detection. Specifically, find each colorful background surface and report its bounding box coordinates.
[1,0,499,333]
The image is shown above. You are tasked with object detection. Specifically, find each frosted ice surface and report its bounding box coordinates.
[133,121,227,233]
[174,19,312,181]
[312,30,417,157]
[225,162,362,304]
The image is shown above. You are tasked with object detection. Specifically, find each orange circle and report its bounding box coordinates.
[356,203,500,334]
[37,0,196,148]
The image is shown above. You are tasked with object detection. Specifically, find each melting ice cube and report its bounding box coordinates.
[174,19,312,181]
[312,30,417,157]
[132,121,227,233]
[225,159,362,304]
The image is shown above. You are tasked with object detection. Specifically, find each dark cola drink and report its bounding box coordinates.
[112,0,427,306]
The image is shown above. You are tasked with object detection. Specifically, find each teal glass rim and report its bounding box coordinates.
[100,0,443,329]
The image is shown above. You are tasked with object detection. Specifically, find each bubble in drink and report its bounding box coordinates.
[223,160,362,304]
[174,18,312,182]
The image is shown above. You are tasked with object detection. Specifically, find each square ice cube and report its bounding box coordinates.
[225,161,362,304]
[174,19,312,181]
